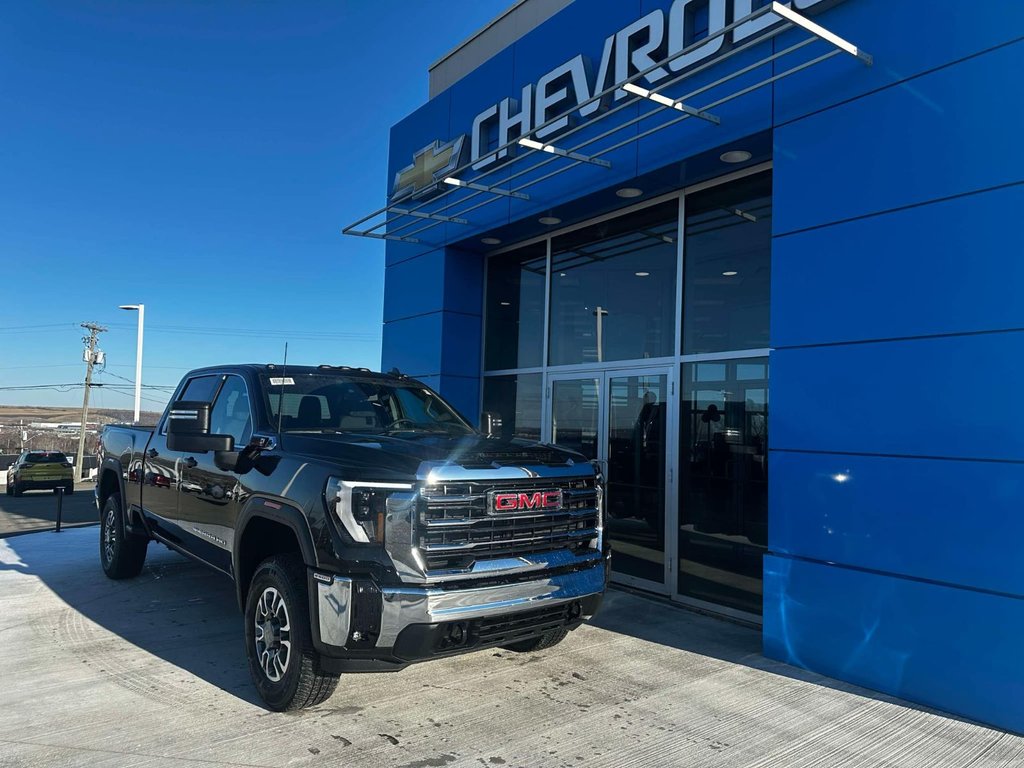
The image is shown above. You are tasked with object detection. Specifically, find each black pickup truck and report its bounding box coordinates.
[96,364,607,710]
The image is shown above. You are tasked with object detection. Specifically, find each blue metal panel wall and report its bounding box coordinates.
[767,0,1024,733]
[382,245,482,420]
[381,0,1024,731]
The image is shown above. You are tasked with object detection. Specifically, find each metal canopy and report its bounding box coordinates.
[343,2,871,246]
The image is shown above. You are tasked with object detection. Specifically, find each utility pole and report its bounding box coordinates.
[75,322,106,484]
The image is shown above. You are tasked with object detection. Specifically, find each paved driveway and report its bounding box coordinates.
[0,528,1019,767]
[0,482,97,537]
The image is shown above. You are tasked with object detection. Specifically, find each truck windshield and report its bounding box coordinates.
[261,374,474,435]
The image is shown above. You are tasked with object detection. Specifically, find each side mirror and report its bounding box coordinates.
[481,411,502,438]
[166,401,234,453]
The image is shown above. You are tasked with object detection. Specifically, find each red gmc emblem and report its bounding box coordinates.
[490,490,563,512]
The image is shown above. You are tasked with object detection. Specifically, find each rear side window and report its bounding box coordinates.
[25,452,67,463]
[179,375,220,403]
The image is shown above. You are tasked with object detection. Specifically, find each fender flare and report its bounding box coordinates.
[98,457,128,507]
[97,458,130,539]
[233,497,319,609]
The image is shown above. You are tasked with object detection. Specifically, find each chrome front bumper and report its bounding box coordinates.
[378,557,607,647]
[315,556,607,652]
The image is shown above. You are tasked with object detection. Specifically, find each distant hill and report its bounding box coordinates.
[0,405,162,454]
[0,405,162,426]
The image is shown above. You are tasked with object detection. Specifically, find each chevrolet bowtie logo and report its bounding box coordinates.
[391,135,466,201]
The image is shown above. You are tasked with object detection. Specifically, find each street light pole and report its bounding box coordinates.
[119,304,145,423]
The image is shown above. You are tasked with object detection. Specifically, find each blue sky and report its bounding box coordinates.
[0,1,507,411]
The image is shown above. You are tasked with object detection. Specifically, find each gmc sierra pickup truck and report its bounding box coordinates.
[96,364,607,710]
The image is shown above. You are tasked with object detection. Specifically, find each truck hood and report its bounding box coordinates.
[279,432,588,479]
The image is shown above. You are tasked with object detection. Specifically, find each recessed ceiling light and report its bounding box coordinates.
[559,272,567,277]
[635,271,650,277]
[481,237,501,245]
[722,271,738,277]
[720,150,752,164]
[538,216,561,225]
[616,187,643,198]
[500,301,511,306]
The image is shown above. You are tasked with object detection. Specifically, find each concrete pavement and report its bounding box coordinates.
[0,482,98,537]
[0,527,1020,768]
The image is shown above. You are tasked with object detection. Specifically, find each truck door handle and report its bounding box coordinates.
[146,448,159,459]
[183,457,197,469]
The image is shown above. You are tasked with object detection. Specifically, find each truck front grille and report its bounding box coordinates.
[418,476,599,572]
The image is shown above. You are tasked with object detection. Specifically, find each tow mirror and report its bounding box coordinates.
[166,401,234,453]
[481,411,502,438]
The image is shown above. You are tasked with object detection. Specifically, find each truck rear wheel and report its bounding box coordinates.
[100,494,148,579]
[502,628,569,653]
[244,554,339,711]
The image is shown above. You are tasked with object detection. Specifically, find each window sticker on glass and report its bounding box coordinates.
[268,377,295,386]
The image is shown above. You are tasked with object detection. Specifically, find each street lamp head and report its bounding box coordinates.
[118,304,140,311]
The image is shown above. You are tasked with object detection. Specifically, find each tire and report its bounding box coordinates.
[4,483,11,496]
[99,493,148,579]
[64,482,75,495]
[12,482,22,497]
[501,628,570,653]
[244,554,339,711]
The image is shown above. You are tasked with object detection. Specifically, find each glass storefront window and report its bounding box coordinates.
[484,242,547,371]
[478,171,772,616]
[549,200,678,366]
[678,357,768,614]
[682,172,772,354]
[480,374,542,441]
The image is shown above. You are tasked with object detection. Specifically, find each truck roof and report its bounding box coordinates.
[183,363,414,381]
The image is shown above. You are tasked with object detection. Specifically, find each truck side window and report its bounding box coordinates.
[179,375,220,403]
[209,375,253,447]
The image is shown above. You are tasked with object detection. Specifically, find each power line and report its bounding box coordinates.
[0,384,85,391]
[103,321,381,341]
[102,386,168,407]
[0,325,77,335]
[95,370,176,389]
[0,363,190,371]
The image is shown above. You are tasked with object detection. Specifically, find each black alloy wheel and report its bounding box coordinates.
[99,494,148,579]
[244,554,339,711]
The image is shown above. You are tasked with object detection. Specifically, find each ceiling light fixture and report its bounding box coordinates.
[635,271,650,277]
[720,150,752,164]
[722,271,738,277]
[539,216,561,225]
[481,237,501,245]
[500,301,511,306]
[616,187,643,198]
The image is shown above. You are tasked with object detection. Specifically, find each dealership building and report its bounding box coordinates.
[345,0,1024,732]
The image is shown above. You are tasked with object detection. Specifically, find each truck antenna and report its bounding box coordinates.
[276,342,288,441]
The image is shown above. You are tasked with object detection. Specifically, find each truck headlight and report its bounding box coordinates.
[325,478,413,545]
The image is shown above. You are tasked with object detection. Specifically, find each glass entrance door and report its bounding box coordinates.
[547,367,675,593]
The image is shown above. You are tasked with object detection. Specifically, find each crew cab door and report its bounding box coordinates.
[142,374,222,550]
[176,373,254,574]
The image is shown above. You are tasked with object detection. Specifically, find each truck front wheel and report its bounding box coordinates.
[99,494,148,579]
[244,554,339,711]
